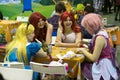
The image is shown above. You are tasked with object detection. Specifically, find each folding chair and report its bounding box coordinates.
[3,16,9,20]
[0,67,33,80]
[16,16,29,22]
[0,62,24,69]
[30,61,68,80]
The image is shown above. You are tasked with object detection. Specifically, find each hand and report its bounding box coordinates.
[41,40,49,53]
[75,41,81,47]
[76,48,86,53]
[58,20,62,29]
[45,20,48,24]
[55,40,62,46]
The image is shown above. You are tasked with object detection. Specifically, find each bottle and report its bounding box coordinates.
[48,44,53,61]
[48,44,52,54]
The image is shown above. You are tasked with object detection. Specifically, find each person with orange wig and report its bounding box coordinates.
[29,12,53,45]
[55,11,82,47]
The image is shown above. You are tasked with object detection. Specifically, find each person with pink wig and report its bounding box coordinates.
[29,12,53,45]
[55,11,82,47]
[76,13,119,80]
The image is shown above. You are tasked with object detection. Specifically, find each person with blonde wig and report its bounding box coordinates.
[76,13,119,80]
[4,23,47,80]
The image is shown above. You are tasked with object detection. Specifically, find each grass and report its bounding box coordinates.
[0,3,55,20]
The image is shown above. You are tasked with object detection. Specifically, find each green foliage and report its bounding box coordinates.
[0,3,55,20]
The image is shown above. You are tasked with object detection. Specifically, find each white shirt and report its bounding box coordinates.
[62,32,75,43]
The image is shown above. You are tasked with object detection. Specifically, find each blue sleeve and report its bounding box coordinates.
[27,42,41,56]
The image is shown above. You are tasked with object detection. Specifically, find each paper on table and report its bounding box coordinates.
[56,54,64,60]
[56,51,76,59]
[64,51,76,58]
[76,54,84,57]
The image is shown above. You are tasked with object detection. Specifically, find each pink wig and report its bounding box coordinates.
[81,13,104,35]
[60,11,81,33]
[29,12,46,29]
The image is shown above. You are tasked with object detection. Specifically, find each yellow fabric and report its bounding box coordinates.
[62,0,72,12]
[32,46,84,79]
[116,30,120,45]
[5,26,12,42]
[0,20,21,42]
[106,26,119,47]
[0,45,6,62]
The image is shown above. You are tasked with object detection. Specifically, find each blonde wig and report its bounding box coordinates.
[81,13,104,35]
[4,23,34,63]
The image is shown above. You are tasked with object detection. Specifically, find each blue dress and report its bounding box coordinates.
[8,42,41,62]
[6,42,41,80]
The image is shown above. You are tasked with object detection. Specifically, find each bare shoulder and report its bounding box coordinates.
[58,27,63,33]
[96,35,106,40]
[95,35,106,44]
[48,23,53,30]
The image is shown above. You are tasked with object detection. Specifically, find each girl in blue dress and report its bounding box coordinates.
[4,23,48,80]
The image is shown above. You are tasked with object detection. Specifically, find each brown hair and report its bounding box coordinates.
[29,12,47,42]
[29,12,46,29]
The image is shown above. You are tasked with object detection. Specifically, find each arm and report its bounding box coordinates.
[75,32,82,47]
[77,36,106,62]
[55,27,63,46]
[27,42,48,58]
[35,40,48,57]
[45,21,53,45]
[36,48,48,57]
[82,39,91,44]
[59,32,82,47]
